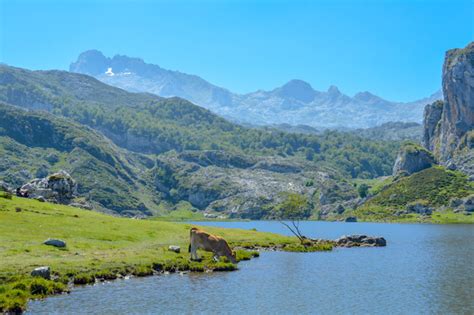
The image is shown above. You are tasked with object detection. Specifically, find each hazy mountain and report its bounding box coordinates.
[70,50,442,129]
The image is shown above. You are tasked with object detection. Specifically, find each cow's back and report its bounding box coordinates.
[190,228,228,253]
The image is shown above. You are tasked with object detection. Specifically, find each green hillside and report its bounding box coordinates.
[0,103,157,214]
[351,167,474,222]
[0,64,398,179]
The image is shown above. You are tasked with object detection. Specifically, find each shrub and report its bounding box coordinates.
[30,279,51,296]
[73,273,95,285]
[0,192,12,200]
[358,183,369,198]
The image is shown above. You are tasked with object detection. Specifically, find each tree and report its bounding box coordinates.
[273,193,311,243]
[358,183,369,198]
[305,148,315,161]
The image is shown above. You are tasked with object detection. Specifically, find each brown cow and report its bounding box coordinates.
[189,227,237,263]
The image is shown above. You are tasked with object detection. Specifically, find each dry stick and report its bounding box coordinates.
[291,220,304,241]
[280,220,304,242]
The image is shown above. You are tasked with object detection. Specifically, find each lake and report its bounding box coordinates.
[27,221,474,314]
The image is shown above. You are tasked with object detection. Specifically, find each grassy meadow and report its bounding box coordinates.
[0,195,301,313]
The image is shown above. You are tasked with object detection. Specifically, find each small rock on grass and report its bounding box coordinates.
[44,238,66,248]
[168,245,181,253]
[31,266,51,279]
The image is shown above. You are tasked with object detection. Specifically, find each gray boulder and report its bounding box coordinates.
[393,143,436,176]
[44,238,66,248]
[35,196,46,202]
[453,195,474,213]
[406,202,433,215]
[345,216,358,222]
[31,266,51,279]
[168,245,181,253]
[463,195,474,212]
[20,170,77,204]
[335,235,386,247]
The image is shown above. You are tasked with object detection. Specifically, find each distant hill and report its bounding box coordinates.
[70,50,442,129]
[263,121,423,142]
[355,122,423,142]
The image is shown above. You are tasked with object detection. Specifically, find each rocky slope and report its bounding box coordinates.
[70,50,442,129]
[423,42,474,179]
[0,103,360,218]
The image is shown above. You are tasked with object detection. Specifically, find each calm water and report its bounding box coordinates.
[28,221,474,314]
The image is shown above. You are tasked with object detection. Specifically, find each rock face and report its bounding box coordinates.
[423,42,474,176]
[392,144,436,176]
[423,100,444,151]
[335,235,386,247]
[20,170,77,204]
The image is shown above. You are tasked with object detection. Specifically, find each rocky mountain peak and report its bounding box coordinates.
[353,91,383,103]
[69,50,109,76]
[275,79,317,102]
[327,85,341,95]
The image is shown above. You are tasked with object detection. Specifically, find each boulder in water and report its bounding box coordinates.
[335,235,386,247]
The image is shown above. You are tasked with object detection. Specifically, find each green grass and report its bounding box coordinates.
[0,196,304,312]
[353,176,394,196]
[282,243,334,252]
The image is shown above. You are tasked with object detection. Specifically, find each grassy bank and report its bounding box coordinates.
[0,196,310,313]
[335,208,474,224]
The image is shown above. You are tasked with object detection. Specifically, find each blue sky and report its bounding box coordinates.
[0,0,472,101]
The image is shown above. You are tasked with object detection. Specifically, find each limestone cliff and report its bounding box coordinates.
[423,42,473,179]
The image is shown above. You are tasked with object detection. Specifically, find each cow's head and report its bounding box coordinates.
[228,250,237,264]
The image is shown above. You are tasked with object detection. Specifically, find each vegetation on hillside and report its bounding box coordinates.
[0,65,399,180]
[350,167,474,222]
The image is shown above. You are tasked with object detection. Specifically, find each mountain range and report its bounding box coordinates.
[70,50,442,129]
[0,64,398,217]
